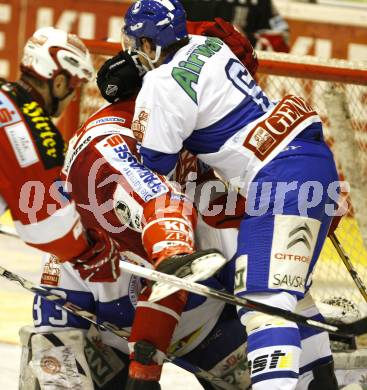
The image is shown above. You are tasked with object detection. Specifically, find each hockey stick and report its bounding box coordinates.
[119,261,367,338]
[2,225,367,337]
[0,223,18,237]
[329,231,367,303]
[0,265,239,390]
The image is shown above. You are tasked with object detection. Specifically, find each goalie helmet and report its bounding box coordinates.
[123,0,188,50]
[20,27,94,89]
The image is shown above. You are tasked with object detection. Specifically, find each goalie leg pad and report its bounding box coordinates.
[19,325,94,390]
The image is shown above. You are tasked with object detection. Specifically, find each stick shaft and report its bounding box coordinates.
[329,232,367,303]
[119,261,365,337]
[0,265,237,390]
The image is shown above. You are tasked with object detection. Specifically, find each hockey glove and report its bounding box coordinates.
[150,249,227,302]
[71,228,120,282]
[193,169,246,229]
[195,17,258,77]
[127,340,162,389]
[126,371,161,390]
[201,191,246,229]
[255,30,290,52]
[141,193,197,267]
[96,50,145,103]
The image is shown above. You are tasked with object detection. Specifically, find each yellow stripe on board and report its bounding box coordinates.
[0,210,14,228]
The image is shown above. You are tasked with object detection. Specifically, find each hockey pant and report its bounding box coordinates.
[218,136,340,390]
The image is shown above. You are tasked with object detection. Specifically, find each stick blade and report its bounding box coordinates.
[345,317,367,336]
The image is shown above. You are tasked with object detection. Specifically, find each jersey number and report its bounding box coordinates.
[225,59,271,112]
[33,290,68,326]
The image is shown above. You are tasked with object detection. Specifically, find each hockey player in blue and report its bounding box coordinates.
[122,0,340,389]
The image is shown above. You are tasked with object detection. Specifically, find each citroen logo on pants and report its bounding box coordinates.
[287,223,313,250]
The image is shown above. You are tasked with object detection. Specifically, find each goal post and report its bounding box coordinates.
[60,39,367,318]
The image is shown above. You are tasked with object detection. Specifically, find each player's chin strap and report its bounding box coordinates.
[17,77,47,109]
[47,78,74,116]
[0,263,239,390]
[134,46,162,70]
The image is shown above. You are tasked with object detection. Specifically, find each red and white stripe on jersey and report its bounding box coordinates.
[14,201,87,261]
[63,124,134,180]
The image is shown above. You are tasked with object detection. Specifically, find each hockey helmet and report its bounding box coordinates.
[123,0,188,51]
[21,27,94,89]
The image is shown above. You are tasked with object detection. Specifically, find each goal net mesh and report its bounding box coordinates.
[74,41,367,321]
[256,52,367,321]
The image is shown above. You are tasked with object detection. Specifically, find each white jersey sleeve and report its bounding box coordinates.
[134,65,199,175]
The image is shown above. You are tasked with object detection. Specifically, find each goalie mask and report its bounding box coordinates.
[97,50,146,103]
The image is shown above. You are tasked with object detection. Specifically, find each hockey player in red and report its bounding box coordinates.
[56,19,255,390]
[0,27,122,283]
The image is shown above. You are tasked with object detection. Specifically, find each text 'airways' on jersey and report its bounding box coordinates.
[172,37,224,104]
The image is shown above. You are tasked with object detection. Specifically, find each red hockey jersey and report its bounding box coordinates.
[0,79,87,260]
[63,98,196,264]
[63,98,197,361]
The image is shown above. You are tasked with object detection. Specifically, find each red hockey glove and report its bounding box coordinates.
[202,191,246,229]
[255,31,290,53]
[194,169,246,229]
[126,361,161,389]
[71,228,120,282]
[192,17,258,77]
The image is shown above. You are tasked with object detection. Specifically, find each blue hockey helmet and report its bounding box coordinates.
[123,0,188,50]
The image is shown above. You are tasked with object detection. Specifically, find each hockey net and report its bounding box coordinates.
[65,40,367,322]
